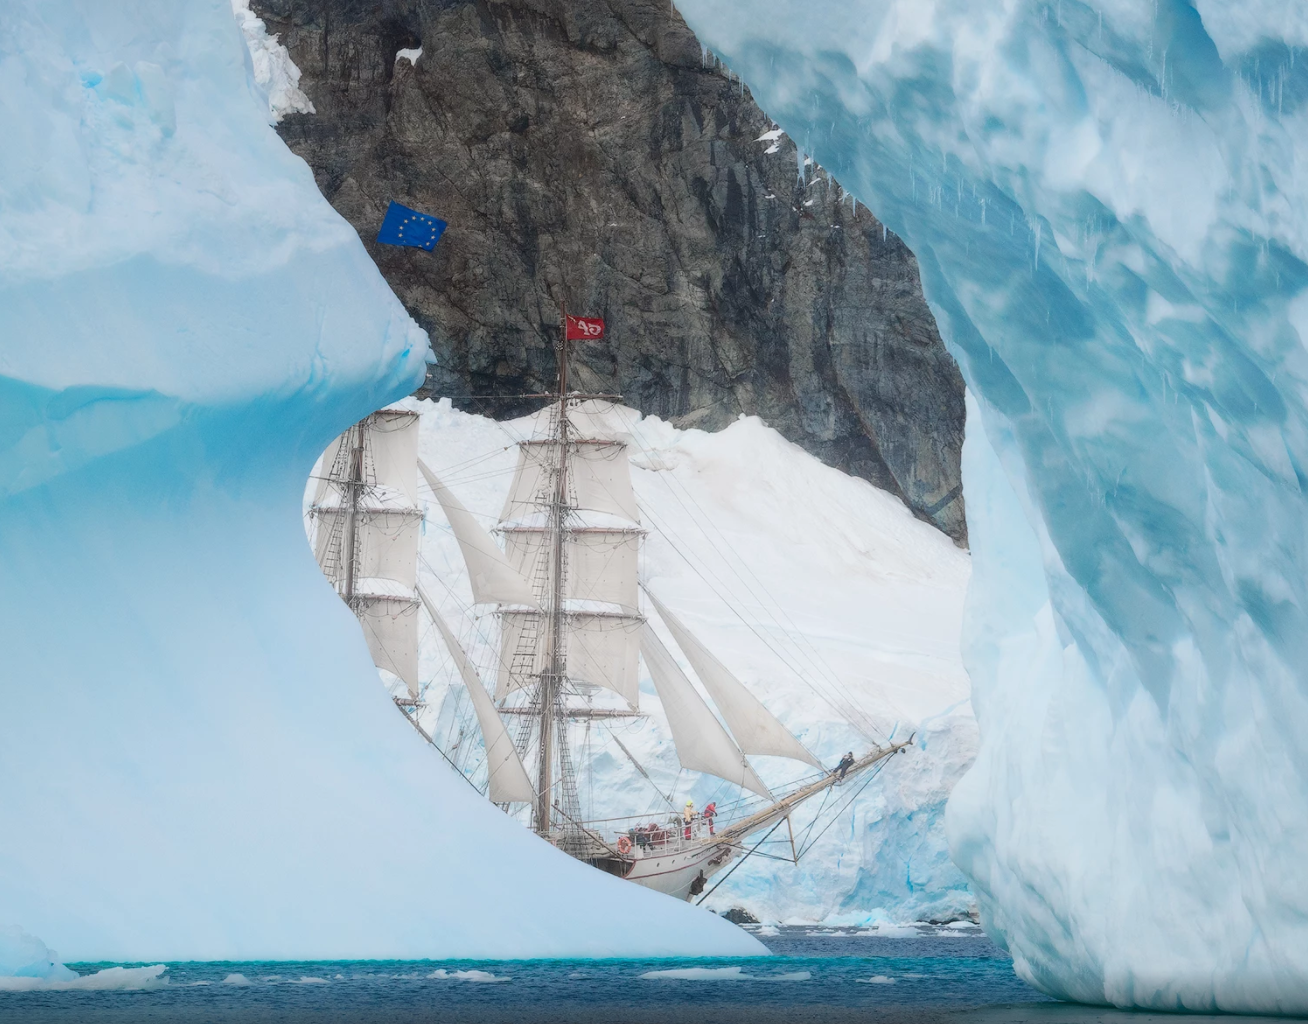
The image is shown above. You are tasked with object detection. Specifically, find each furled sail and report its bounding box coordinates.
[638,625,772,800]
[646,590,823,769]
[418,459,539,608]
[418,587,535,804]
[502,527,640,612]
[497,612,641,706]
[499,441,640,524]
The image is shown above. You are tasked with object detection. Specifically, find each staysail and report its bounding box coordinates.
[418,586,535,804]
[646,590,822,769]
[418,459,539,609]
[639,624,772,799]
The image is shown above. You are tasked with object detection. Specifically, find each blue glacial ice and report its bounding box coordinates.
[675,0,1308,1012]
[0,0,763,962]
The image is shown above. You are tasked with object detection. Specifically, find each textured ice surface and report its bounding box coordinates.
[394,400,975,926]
[674,0,1308,1013]
[0,0,761,962]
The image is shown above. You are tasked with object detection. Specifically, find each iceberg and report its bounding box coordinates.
[673,0,1308,1013]
[0,0,761,961]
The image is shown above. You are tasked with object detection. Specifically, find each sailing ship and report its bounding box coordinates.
[308,322,910,901]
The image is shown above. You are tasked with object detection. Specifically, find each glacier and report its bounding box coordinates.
[392,399,976,927]
[673,0,1308,1012]
[0,0,763,962]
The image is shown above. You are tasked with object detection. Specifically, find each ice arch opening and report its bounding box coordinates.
[673,0,1308,1012]
[0,0,762,961]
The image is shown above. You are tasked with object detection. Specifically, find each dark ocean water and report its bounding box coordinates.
[0,926,1286,1024]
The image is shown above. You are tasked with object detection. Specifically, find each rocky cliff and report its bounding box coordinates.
[254,0,967,542]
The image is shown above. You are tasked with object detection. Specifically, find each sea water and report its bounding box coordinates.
[5,924,1296,1023]
[0,926,1059,1024]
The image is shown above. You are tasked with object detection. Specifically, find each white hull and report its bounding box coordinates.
[621,841,737,901]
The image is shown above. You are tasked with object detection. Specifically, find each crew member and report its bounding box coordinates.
[835,751,855,780]
[702,801,717,835]
[683,800,695,839]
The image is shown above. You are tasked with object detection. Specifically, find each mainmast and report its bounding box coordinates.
[536,305,571,836]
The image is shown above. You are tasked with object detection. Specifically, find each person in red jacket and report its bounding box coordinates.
[703,801,717,836]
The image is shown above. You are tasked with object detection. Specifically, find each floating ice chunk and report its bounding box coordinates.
[0,965,169,992]
[859,976,897,985]
[640,967,809,981]
[428,969,511,983]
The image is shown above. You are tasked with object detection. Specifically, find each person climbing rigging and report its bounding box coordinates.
[683,800,695,840]
[835,751,855,780]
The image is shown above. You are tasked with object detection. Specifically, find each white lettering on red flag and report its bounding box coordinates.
[565,315,605,341]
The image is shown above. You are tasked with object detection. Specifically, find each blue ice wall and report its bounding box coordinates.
[0,0,763,961]
[676,0,1308,1011]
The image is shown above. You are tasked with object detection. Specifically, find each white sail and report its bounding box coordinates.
[496,611,641,706]
[355,594,420,695]
[368,409,420,504]
[314,508,420,590]
[418,587,535,804]
[499,442,551,523]
[419,459,540,608]
[312,433,346,508]
[502,527,640,612]
[639,624,772,800]
[647,591,823,769]
[499,441,640,524]
[572,442,640,522]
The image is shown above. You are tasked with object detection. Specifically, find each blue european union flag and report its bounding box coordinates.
[376,201,447,251]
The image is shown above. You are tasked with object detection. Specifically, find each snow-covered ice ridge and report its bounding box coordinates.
[397,399,975,926]
[0,0,762,963]
[673,0,1308,1013]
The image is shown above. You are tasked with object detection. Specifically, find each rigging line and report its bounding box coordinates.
[796,780,837,851]
[640,491,878,742]
[637,502,880,744]
[619,418,888,738]
[694,817,789,907]
[797,757,893,861]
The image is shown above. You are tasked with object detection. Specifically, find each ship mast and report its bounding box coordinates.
[535,303,571,836]
[341,423,366,604]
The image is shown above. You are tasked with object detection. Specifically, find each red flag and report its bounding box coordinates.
[565,315,605,341]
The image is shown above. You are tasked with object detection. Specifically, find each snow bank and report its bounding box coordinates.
[230,0,314,122]
[674,0,1308,1012]
[399,400,974,925]
[0,0,760,962]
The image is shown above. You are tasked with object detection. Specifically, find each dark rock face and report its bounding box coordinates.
[255,0,967,543]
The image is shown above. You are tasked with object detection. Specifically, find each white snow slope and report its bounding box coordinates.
[399,399,975,926]
[0,0,760,962]
[674,0,1308,1013]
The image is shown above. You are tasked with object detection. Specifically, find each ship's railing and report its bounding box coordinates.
[615,817,722,856]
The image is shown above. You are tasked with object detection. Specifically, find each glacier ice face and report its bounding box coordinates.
[400,400,975,926]
[674,0,1308,1012]
[0,0,761,961]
